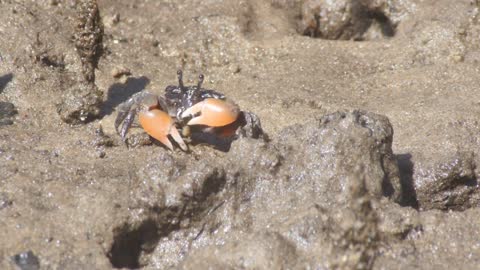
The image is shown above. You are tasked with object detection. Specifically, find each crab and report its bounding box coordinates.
[114,70,263,150]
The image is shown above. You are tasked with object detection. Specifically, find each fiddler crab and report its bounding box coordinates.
[115,70,263,150]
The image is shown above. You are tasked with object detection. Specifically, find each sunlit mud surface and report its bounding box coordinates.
[1,0,480,269]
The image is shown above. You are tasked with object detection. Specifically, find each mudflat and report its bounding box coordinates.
[1,0,480,269]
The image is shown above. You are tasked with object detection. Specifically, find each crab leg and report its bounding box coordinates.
[181,98,240,127]
[139,109,187,151]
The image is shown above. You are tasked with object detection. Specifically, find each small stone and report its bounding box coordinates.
[56,84,103,124]
[0,192,12,210]
[0,119,14,126]
[0,101,17,117]
[119,76,128,84]
[105,13,120,28]
[451,53,465,63]
[111,66,131,78]
[97,150,106,158]
[0,101,17,126]
[12,250,40,270]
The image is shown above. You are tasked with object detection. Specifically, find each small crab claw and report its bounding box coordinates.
[181,98,240,127]
[139,109,187,151]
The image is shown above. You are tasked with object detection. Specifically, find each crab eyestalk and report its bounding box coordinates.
[181,98,240,127]
[139,109,187,151]
[197,74,204,90]
[177,69,184,89]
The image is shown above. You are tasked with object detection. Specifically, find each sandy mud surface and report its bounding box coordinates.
[1,0,480,269]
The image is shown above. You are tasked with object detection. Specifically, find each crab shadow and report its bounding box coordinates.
[189,132,235,152]
[396,153,419,209]
[100,76,150,118]
[0,73,14,93]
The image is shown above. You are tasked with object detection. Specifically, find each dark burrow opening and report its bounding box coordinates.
[107,167,227,268]
[367,10,395,38]
[299,1,397,40]
[396,153,419,209]
[107,219,160,269]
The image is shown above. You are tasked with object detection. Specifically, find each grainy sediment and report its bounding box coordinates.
[1,0,480,269]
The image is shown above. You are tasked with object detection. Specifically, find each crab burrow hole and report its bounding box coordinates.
[108,219,161,269]
[298,0,398,40]
[107,167,228,269]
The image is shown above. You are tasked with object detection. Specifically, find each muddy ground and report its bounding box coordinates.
[1,0,480,269]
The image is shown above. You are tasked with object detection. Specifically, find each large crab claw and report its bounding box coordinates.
[139,109,187,151]
[181,98,240,127]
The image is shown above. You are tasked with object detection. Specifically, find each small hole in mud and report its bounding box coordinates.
[298,1,397,40]
[368,10,395,37]
[36,53,66,69]
[199,169,226,199]
[108,219,160,269]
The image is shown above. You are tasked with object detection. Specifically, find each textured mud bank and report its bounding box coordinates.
[1,0,480,269]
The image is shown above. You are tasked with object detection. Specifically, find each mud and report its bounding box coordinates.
[1,0,480,269]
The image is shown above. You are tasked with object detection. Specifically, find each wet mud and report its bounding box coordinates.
[1,0,480,269]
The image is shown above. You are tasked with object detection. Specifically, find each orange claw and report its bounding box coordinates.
[139,109,187,151]
[181,98,240,127]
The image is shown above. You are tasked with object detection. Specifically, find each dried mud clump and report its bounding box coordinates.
[331,166,380,270]
[74,0,104,83]
[162,111,392,269]
[299,0,401,40]
[56,81,103,124]
[56,0,104,124]
[277,110,403,205]
[414,151,480,211]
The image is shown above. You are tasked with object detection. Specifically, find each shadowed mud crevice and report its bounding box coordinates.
[35,52,66,69]
[177,168,228,226]
[368,10,396,37]
[397,151,480,211]
[107,207,187,269]
[198,169,226,200]
[31,33,66,69]
[381,168,395,198]
[396,153,419,209]
[108,167,227,269]
[397,151,479,211]
[108,219,161,269]
[415,151,479,211]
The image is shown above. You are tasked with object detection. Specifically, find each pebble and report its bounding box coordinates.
[111,66,131,78]
[105,13,121,28]
[0,101,17,126]
[12,251,40,270]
